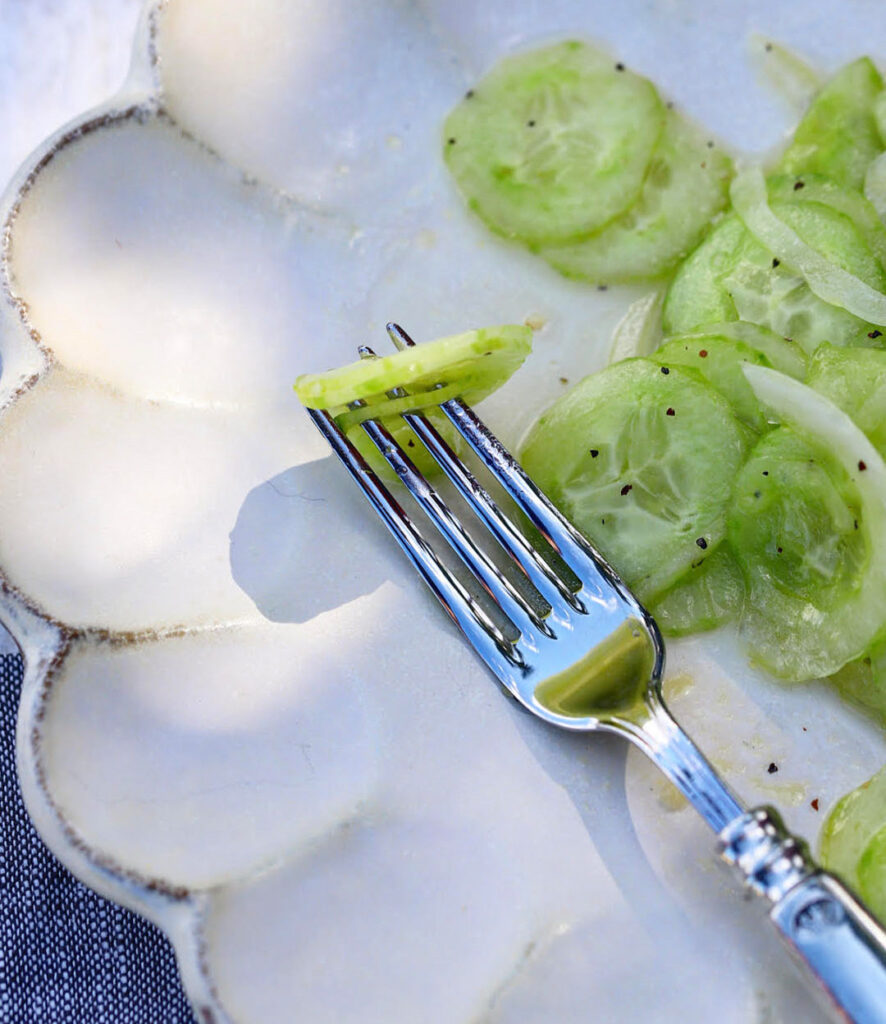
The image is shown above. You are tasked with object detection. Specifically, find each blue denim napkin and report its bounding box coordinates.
[0,654,195,1022]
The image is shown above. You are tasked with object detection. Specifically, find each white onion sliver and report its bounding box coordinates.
[730,166,886,326]
[608,288,664,364]
[743,364,886,493]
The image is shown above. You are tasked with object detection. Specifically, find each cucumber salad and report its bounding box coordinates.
[298,41,886,921]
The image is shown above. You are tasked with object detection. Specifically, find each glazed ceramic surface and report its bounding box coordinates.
[1,2,885,1021]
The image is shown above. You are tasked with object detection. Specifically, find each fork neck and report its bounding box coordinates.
[605,688,745,833]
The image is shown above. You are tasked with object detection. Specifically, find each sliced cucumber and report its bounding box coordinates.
[650,544,745,637]
[767,172,886,270]
[820,767,886,900]
[653,334,771,430]
[443,41,665,244]
[295,325,532,428]
[535,110,732,282]
[732,367,886,681]
[673,321,808,379]
[857,826,886,921]
[806,342,886,456]
[731,167,886,327]
[519,359,748,602]
[295,326,531,478]
[663,198,884,352]
[829,639,886,728]
[778,57,885,191]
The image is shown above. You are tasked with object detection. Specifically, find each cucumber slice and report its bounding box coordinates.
[535,111,732,282]
[663,199,884,352]
[806,343,886,456]
[731,367,886,681]
[674,321,808,380]
[295,325,532,428]
[650,544,745,637]
[821,767,886,898]
[443,41,665,244]
[829,639,886,728]
[778,57,885,191]
[767,172,886,270]
[857,826,886,921]
[731,167,886,327]
[519,359,748,602]
[653,334,771,429]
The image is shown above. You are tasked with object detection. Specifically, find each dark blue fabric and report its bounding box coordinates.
[0,654,195,1023]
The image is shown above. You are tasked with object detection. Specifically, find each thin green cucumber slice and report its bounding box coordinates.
[519,359,748,602]
[650,544,745,637]
[778,57,885,191]
[663,198,884,351]
[820,767,886,901]
[767,172,886,270]
[295,325,532,428]
[674,321,807,379]
[535,110,732,282]
[443,41,665,244]
[829,638,886,728]
[857,826,886,921]
[653,334,771,429]
[806,343,886,456]
[731,366,886,681]
[731,166,886,327]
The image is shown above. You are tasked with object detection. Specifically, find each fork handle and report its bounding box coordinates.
[720,807,886,1022]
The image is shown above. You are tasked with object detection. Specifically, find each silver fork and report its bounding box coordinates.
[306,323,886,1023]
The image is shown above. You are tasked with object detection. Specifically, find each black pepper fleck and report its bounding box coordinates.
[777,546,783,553]
[527,119,536,127]
[589,448,599,458]
[762,470,769,476]
[660,366,670,374]
[615,62,625,71]
[869,330,882,338]
[765,42,773,51]
[696,537,708,549]
[754,490,762,498]
[407,440,415,448]
[448,137,457,145]
[811,798,820,811]
[597,284,608,291]
[706,140,714,149]
[465,89,475,99]
[772,258,780,267]
[793,179,805,190]
[620,483,632,496]
[859,460,868,471]
[666,407,675,416]
[768,762,778,774]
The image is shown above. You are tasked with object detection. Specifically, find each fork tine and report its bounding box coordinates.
[386,323,636,607]
[358,409,554,638]
[306,407,525,674]
[401,409,581,612]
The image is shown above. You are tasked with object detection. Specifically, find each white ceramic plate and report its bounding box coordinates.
[1,2,885,1021]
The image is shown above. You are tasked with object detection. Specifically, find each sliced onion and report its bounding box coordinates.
[731,166,886,326]
[748,34,823,115]
[608,288,663,363]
